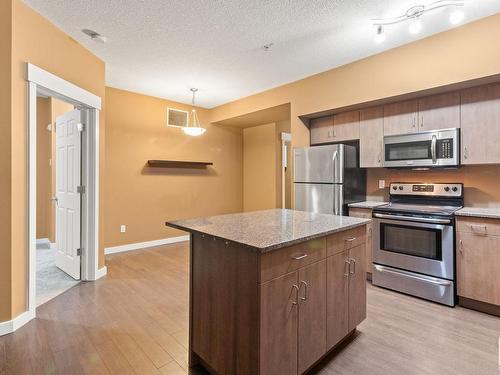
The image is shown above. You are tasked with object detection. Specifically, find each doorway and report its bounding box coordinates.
[27,63,103,321]
[35,95,84,305]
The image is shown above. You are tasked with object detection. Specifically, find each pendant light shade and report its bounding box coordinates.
[182,88,206,136]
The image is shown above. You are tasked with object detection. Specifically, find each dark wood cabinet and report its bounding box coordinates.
[260,272,299,375]
[298,260,327,374]
[189,225,367,375]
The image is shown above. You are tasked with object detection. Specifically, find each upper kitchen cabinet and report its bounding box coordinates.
[310,116,334,145]
[417,92,460,131]
[359,106,384,168]
[332,110,360,142]
[383,100,418,136]
[461,83,500,165]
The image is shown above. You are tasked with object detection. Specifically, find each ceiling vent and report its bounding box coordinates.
[167,108,189,128]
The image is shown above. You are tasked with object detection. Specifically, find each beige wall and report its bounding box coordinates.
[367,166,500,208]
[275,120,292,209]
[243,123,277,211]
[2,0,106,320]
[0,0,13,323]
[104,87,243,247]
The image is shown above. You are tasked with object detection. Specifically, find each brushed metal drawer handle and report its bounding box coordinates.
[291,284,300,306]
[292,254,308,260]
[345,237,356,242]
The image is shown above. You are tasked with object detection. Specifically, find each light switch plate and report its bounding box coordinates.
[378,180,386,189]
[120,225,126,233]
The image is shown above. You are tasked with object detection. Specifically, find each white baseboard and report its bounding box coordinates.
[0,310,36,336]
[104,235,190,255]
[94,266,108,280]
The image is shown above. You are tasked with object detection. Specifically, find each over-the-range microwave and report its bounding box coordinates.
[383,128,460,168]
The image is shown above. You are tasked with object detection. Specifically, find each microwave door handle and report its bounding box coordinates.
[431,135,437,164]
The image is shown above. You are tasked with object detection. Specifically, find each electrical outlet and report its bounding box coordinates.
[378,180,386,189]
[120,225,126,233]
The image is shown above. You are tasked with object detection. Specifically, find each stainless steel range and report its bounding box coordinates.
[372,182,464,306]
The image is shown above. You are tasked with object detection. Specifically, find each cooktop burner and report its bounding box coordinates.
[373,182,464,217]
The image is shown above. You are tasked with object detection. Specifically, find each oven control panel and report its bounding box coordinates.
[390,183,463,197]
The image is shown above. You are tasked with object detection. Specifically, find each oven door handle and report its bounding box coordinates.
[374,265,453,286]
[373,213,451,224]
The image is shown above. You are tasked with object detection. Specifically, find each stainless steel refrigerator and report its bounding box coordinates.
[294,144,366,215]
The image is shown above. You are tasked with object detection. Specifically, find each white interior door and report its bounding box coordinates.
[55,109,82,280]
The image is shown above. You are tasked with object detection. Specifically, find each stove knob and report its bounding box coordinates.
[452,186,458,192]
[392,186,398,191]
[444,186,450,192]
[398,186,403,191]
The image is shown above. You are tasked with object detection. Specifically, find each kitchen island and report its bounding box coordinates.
[166,209,370,375]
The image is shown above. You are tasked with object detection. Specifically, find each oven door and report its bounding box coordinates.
[373,216,454,280]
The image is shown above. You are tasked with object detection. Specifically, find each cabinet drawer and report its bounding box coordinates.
[456,217,500,236]
[260,238,326,283]
[349,208,372,219]
[327,226,366,256]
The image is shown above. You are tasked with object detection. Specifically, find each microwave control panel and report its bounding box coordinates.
[437,138,453,159]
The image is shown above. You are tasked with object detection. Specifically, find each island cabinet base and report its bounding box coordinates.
[189,225,367,375]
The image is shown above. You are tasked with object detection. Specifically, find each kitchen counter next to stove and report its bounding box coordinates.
[455,207,500,219]
[348,201,388,209]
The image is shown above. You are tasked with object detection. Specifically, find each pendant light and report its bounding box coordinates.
[183,88,206,136]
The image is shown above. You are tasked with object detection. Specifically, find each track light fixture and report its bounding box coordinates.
[371,0,465,43]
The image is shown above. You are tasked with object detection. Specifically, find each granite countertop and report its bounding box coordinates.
[348,201,388,209]
[455,207,500,219]
[166,209,370,253]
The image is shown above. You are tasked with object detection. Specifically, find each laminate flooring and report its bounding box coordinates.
[1,242,499,375]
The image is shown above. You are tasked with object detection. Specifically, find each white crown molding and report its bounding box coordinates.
[104,236,189,255]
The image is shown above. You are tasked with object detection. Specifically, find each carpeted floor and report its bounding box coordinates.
[36,241,80,306]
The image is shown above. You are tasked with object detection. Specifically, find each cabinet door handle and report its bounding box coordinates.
[291,284,300,306]
[349,258,356,274]
[464,146,468,160]
[344,259,350,277]
[299,281,308,302]
[368,227,372,237]
[459,239,463,254]
[292,254,308,260]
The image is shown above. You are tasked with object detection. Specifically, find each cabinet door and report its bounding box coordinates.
[359,107,384,168]
[332,111,360,142]
[457,232,500,306]
[348,244,367,331]
[260,272,298,375]
[348,209,373,275]
[383,100,418,136]
[298,260,327,374]
[418,92,460,131]
[326,251,349,349]
[310,116,334,145]
[461,83,500,164]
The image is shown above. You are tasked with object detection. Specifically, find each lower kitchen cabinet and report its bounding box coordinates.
[258,227,367,375]
[326,244,366,348]
[349,207,374,277]
[298,260,327,374]
[456,218,500,307]
[260,272,299,375]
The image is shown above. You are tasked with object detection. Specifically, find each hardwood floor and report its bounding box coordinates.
[1,242,499,375]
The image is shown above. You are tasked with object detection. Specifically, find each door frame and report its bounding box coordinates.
[27,63,104,317]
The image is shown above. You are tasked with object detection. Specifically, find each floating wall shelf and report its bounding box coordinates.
[147,160,213,169]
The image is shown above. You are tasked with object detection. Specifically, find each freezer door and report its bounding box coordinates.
[294,145,344,183]
[294,183,344,215]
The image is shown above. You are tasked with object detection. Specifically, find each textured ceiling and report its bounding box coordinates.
[23,0,500,108]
